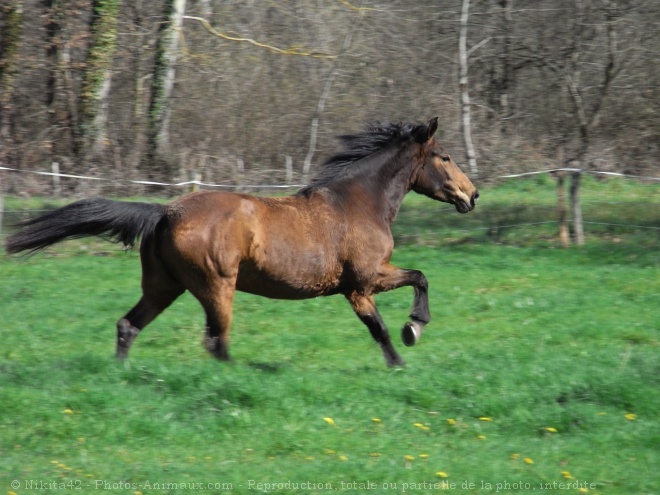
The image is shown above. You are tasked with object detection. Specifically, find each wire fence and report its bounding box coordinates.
[1,165,659,247]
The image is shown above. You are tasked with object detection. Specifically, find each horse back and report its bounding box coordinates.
[160,190,353,299]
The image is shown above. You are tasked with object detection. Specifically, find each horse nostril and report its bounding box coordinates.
[471,191,480,207]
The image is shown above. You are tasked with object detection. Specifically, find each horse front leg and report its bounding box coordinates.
[374,266,431,347]
[401,269,430,346]
[346,292,405,367]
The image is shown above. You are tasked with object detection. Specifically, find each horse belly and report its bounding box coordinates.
[236,250,343,300]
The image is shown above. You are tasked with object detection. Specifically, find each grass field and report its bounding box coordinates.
[1,177,659,494]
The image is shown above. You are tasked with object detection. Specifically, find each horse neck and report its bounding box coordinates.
[332,146,415,227]
[380,156,415,225]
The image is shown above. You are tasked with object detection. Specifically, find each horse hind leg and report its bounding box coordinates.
[192,276,237,361]
[116,246,185,359]
[116,284,184,359]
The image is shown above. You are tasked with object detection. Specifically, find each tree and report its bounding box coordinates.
[0,0,24,161]
[79,0,121,161]
[2,0,658,193]
[514,0,626,165]
[458,0,478,177]
[146,0,186,175]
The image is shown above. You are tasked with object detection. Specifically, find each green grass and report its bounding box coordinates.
[1,178,659,494]
[394,175,660,247]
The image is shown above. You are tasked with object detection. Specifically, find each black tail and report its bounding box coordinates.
[6,198,168,255]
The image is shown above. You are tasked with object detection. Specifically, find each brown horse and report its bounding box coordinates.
[6,118,478,367]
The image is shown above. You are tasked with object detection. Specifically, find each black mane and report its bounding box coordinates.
[297,121,420,196]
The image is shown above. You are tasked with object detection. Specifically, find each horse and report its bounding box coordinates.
[6,118,478,367]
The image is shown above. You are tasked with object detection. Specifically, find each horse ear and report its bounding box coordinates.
[412,117,439,143]
[427,117,438,138]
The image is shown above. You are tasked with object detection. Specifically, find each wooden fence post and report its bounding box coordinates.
[285,156,293,184]
[235,158,245,192]
[570,171,585,245]
[52,161,61,197]
[0,170,4,239]
[554,170,570,248]
[190,169,201,192]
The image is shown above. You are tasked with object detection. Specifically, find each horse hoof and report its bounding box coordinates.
[116,318,138,358]
[401,322,421,347]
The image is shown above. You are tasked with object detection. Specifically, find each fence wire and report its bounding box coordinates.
[1,166,658,246]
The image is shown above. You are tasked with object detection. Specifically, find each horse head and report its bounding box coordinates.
[410,117,479,213]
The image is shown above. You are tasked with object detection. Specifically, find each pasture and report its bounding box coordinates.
[1,177,659,494]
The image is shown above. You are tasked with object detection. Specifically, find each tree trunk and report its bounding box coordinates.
[0,170,4,235]
[43,0,63,162]
[555,171,570,248]
[564,0,619,165]
[43,0,79,168]
[79,0,121,161]
[127,0,147,176]
[0,0,24,162]
[458,0,478,177]
[302,72,336,180]
[570,172,584,245]
[499,0,514,135]
[302,13,361,181]
[146,0,186,175]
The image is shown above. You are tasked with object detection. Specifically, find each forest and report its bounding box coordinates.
[0,0,658,195]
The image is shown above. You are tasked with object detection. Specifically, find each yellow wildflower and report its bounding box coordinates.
[524,457,534,465]
[446,418,456,425]
[323,417,336,426]
[419,453,429,459]
[338,455,348,461]
[63,408,74,415]
[561,471,574,479]
[479,416,493,422]
[546,427,558,433]
[324,449,336,455]
[510,453,520,460]
[372,417,382,423]
[436,471,448,478]
[625,413,636,421]
[404,454,415,461]
[477,434,487,440]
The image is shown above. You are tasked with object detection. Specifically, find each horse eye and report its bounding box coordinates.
[431,150,450,162]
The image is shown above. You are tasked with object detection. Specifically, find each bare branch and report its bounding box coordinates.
[183,16,337,59]
[335,0,377,12]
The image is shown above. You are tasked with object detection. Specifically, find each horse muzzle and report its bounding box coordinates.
[454,190,479,213]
